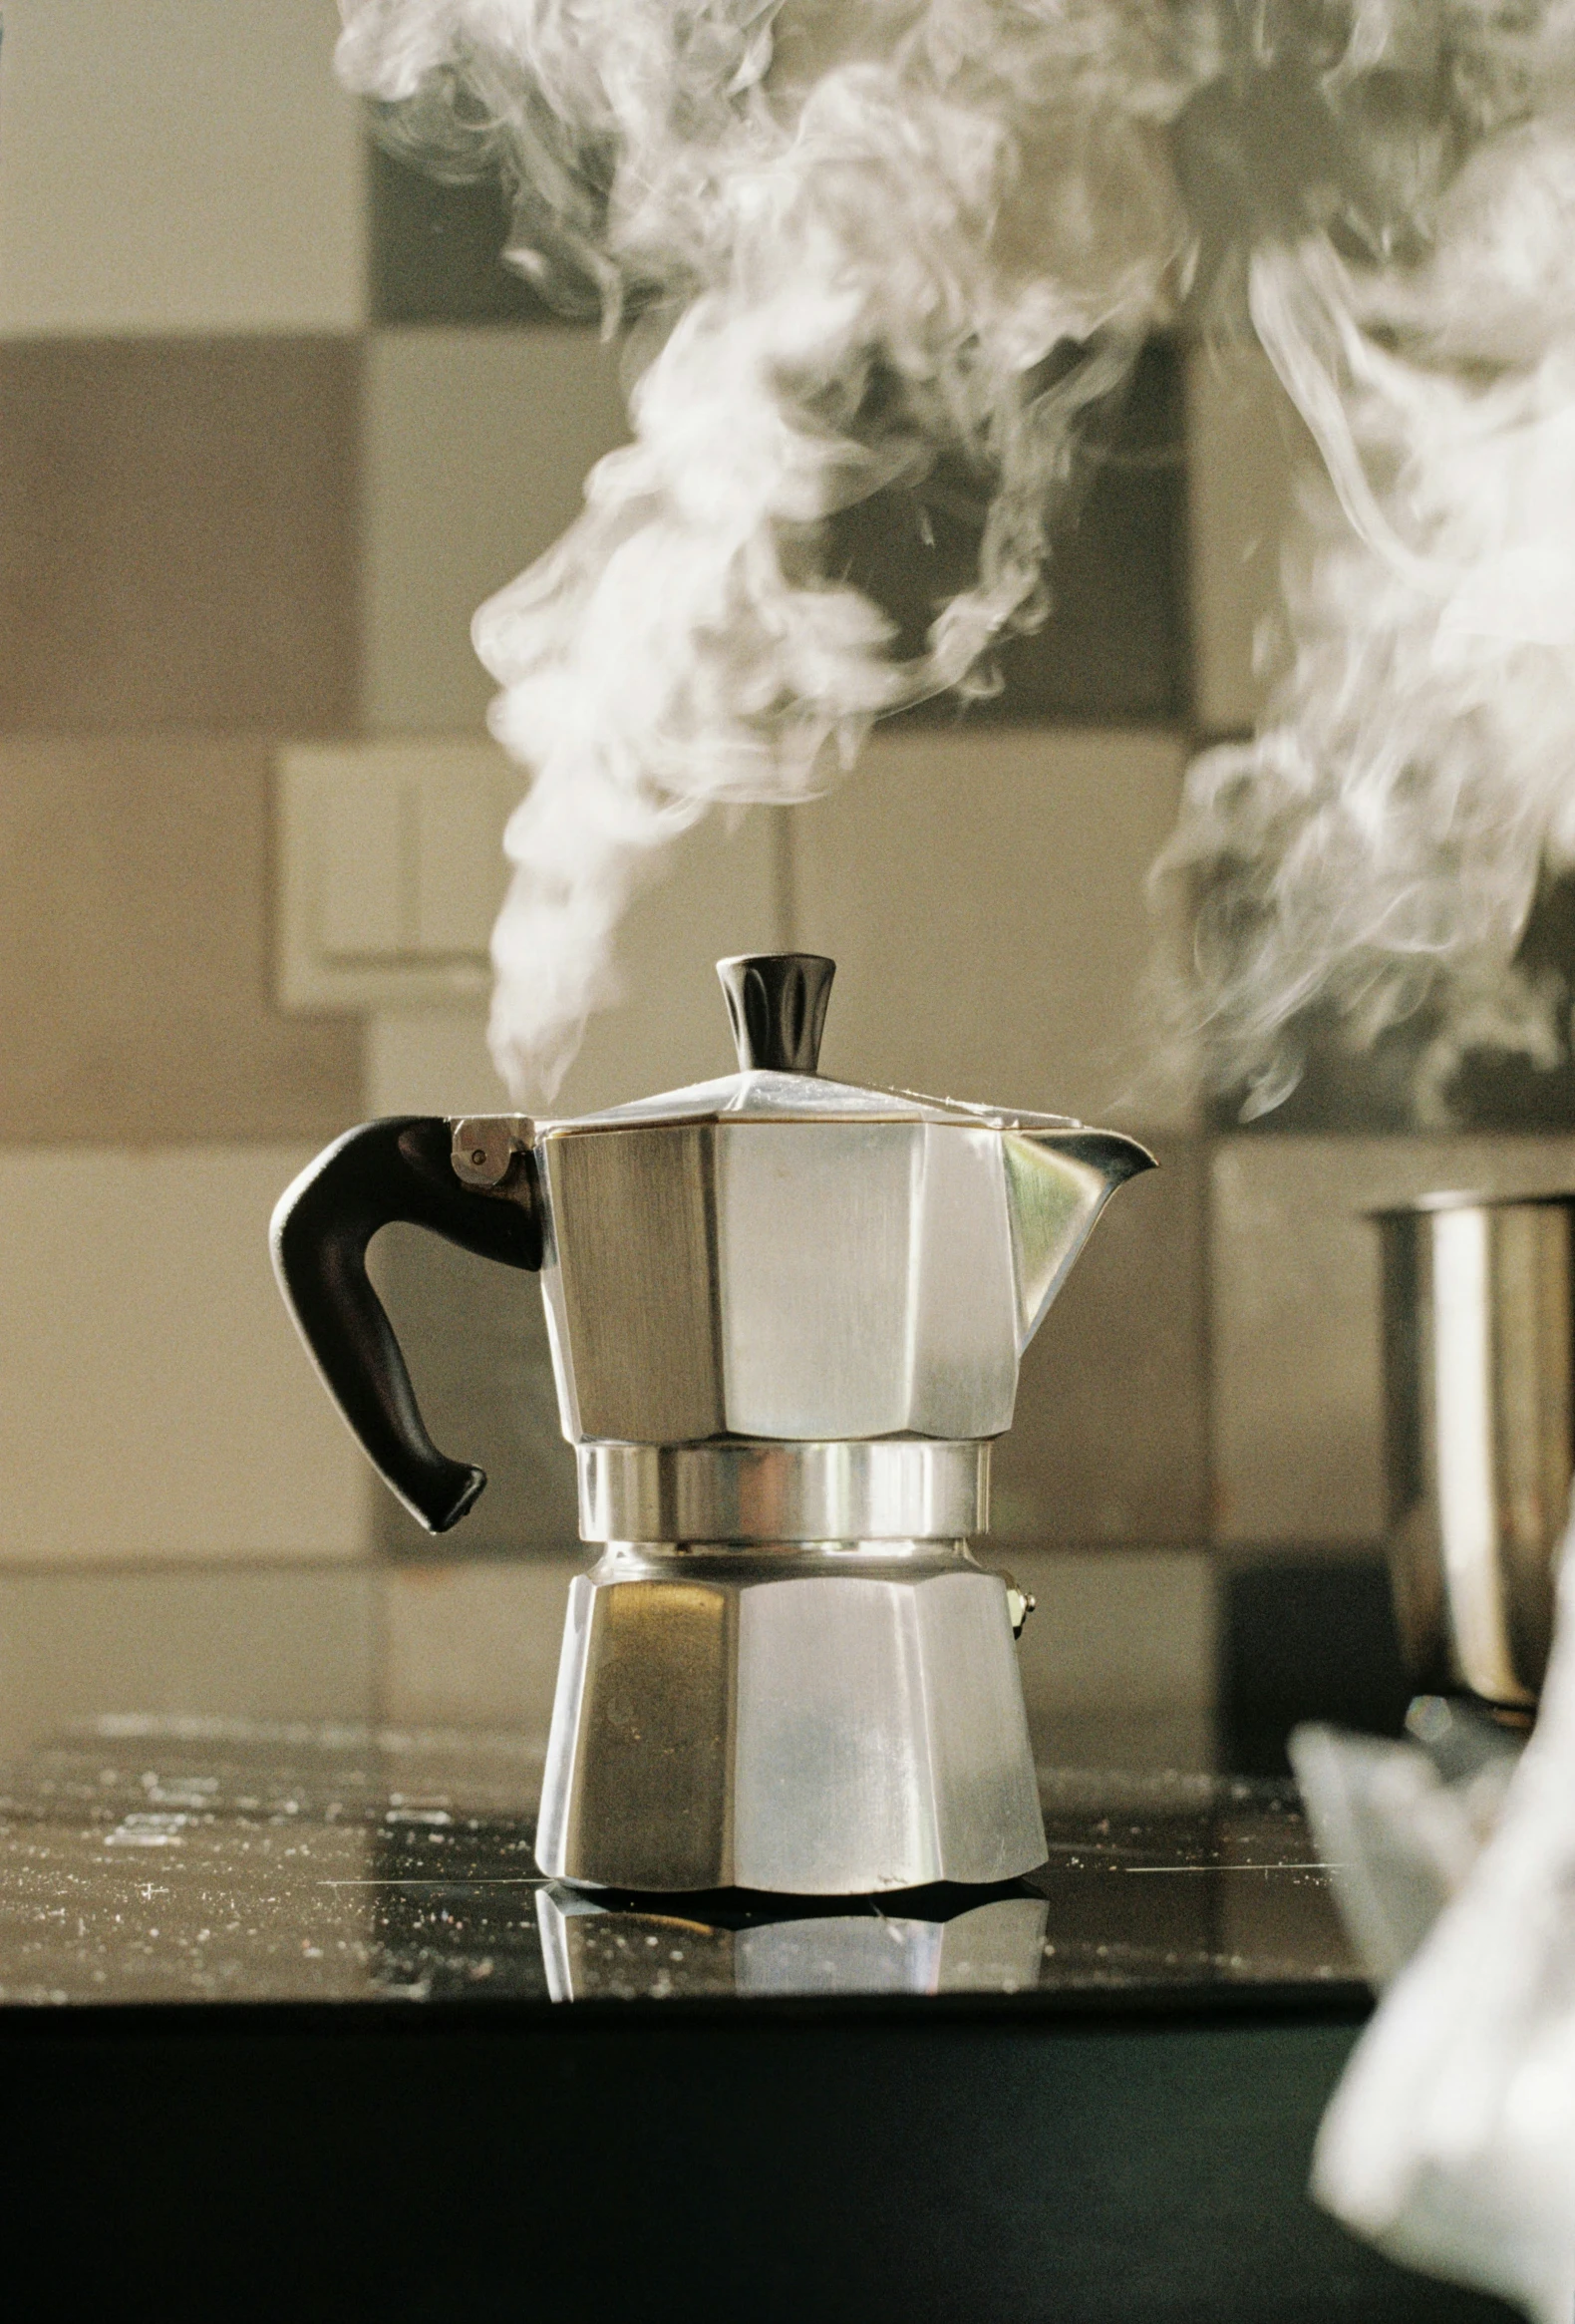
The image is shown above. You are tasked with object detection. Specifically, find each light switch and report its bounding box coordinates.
[276,741,520,1011]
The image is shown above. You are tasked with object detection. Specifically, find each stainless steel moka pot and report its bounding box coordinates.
[272,954,1153,1892]
[1376,1191,1575,1717]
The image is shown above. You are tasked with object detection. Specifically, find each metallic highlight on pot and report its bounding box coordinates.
[1377,1192,1571,1711]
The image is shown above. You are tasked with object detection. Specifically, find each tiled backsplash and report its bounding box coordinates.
[0,337,358,733]
[849,340,1190,728]
[0,736,360,1144]
[0,1,362,337]
[0,1564,379,1764]
[2,6,1564,1770]
[0,1149,365,1563]
[993,1145,1208,1547]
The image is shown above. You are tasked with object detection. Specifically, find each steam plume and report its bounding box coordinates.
[338,1,1575,1110]
[1160,20,1575,1119]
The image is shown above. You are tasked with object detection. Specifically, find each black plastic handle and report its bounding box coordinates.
[270,1118,542,1534]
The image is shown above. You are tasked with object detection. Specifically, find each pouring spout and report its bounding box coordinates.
[1059,1129,1157,1188]
[1003,1127,1156,1355]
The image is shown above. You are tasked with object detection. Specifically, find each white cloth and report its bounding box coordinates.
[1309,1535,1575,2323]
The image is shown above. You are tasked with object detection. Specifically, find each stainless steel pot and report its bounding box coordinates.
[1375,1193,1574,1711]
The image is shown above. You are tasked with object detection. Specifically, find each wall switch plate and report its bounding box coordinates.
[276,741,521,1010]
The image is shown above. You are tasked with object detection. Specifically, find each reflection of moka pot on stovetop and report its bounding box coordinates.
[272,954,1153,1893]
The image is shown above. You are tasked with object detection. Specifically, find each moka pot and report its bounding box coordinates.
[271,954,1153,1892]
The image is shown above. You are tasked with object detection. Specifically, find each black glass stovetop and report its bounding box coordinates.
[6,1725,1500,2324]
[0,1720,1362,2010]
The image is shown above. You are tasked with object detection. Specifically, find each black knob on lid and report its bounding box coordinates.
[718,953,835,1074]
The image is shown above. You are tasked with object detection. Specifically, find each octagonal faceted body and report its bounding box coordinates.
[533,1107,1128,1447]
[534,1547,1047,1893]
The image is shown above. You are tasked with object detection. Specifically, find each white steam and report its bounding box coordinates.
[339,0,1575,1114]
[340,0,1198,1093]
[1161,30,1575,1118]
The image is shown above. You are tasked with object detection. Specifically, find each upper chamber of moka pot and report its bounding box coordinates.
[270,952,1154,1544]
[457,953,1154,1467]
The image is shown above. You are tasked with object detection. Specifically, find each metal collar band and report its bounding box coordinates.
[576,1439,991,1545]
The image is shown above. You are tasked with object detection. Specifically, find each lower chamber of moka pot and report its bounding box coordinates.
[535,1445,1046,1894]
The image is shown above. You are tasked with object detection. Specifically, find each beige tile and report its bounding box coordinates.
[0,340,359,732]
[789,727,1193,1134]
[0,1564,378,1762]
[1211,1133,1575,1546]
[380,1559,581,1743]
[1184,342,1315,735]
[0,1147,369,1563]
[0,1,361,335]
[363,330,631,732]
[0,736,361,1144]
[1001,1546,1217,1773]
[992,1142,1208,1545]
[366,1010,511,1120]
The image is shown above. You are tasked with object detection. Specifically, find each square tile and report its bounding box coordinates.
[790,725,1192,1132]
[1183,341,1314,736]
[841,339,1188,727]
[0,339,359,732]
[1211,1133,1575,1545]
[0,736,361,1144]
[369,144,560,327]
[380,1559,580,1742]
[0,1148,369,1564]
[363,329,630,731]
[1004,1547,1217,1773]
[0,1565,378,1763]
[992,1143,1209,1546]
[0,0,362,334]
[1218,1555,1411,1776]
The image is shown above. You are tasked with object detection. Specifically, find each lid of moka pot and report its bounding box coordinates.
[540,953,1085,1135]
